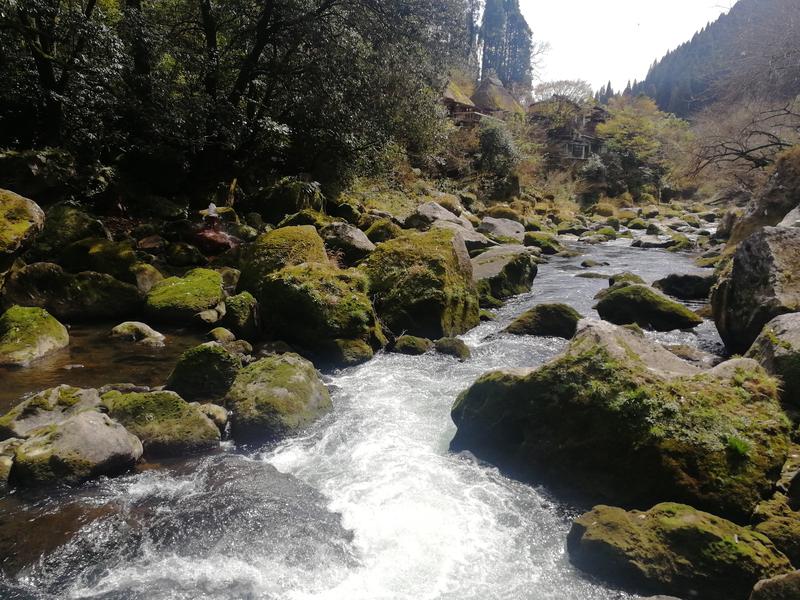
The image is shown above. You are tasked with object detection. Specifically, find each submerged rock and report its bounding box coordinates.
[0,305,69,366]
[224,353,331,444]
[471,245,538,306]
[712,227,800,354]
[0,385,101,439]
[364,229,479,339]
[102,390,220,458]
[165,342,242,402]
[746,313,800,408]
[451,320,791,520]
[145,268,225,323]
[595,284,703,331]
[567,503,792,600]
[9,411,143,487]
[505,303,581,339]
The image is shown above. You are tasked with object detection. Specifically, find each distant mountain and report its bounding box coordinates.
[633,0,800,117]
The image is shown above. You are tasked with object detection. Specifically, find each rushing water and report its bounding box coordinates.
[0,239,721,600]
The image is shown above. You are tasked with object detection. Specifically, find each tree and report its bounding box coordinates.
[480,0,534,95]
[533,80,594,103]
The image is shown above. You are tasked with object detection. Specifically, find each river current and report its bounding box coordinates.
[0,239,720,599]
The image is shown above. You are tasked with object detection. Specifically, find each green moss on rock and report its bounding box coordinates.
[505,303,581,338]
[165,342,242,402]
[595,284,703,331]
[222,291,260,340]
[0,306,69,367]
[145,268,224,322]
[364,218,402,244]
[523,232,562,255]
[60,237,138,282]
[435,337,471,361]
[0,189,44,257]
[393,335,433,355]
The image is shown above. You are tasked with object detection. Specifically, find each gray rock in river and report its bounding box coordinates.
[477,217,525,242]
[0,385,102,439]
[746,312,800,408]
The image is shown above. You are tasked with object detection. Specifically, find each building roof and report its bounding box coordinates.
[471,76,524,114]
[443,80,475,108]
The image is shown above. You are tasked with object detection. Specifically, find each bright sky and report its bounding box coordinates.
[520,0,735,91]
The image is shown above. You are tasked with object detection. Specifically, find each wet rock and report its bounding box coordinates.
[746,313,800,408]
[1,262,143,320]
[712,227,800,353]
[392,335,433,355]
[0,189,44,263]
[9,411,143,487]
[595,284,702,331]
[102,390,220,458]
[435,337,471,361]
[0,385,102,439]
[451,319,790,520]
[196,403,228,433]
[320,222,376,265]
[0,306,69,366]
[523,232,563,255]
[654,273,716,300]
[364,229,479,339]
[505,303,581,339]
[477,217,525,242]
[632,235,676,249]
[567,503,792,600]
[258,263,385,367]
[0,438,21,482]
[145,268,225,323]
[608,272,645,287]
[111,321,165,347]
[750,571,800,600]
[224,353,331,444]
[405,202,473,231]
[165,342,242,402]
[471,245,538,306]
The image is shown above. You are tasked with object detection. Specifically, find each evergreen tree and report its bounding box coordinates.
[480,0,533,94]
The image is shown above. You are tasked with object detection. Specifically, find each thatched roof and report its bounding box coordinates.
[443,80,475,108]
[471,76,524,114]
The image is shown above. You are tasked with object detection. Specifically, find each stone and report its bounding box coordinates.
[165,342,242,402]
[654,273,716,300]
[319,222,376,265]
[405,202,473,231]
[0,189,44,260]
[750,571,800,600]
[523,232,563,255]
[608,272,646,287]
[9,411,143,487]
[197,403,229,433]
[435,337,471,361]
[102,390,220,457]
[208,327,236,343]
[0,306,69,367]
[59,237,139,282]
[431,220,496,252]
[746,313,800,408]
[477,217,525,242]
[567,503,792,600]
[221,291,260,340]
[505,303,581,339]
[224,353,331,444]
[364,229,480,339]
[595,284,703,331]
[0,438,21,482]
[712,227,800,353]
[392,335,433,355]
[778,207,800,229]
[145,268,225,323]
[111,322,165,347]
[130,262,163,294]
[471,245,539,306]
[27,202,108,259]
[165,242,207,267]
[0,385,102,439]
[450,319,790,520]
[632,235,677,249]
[364,218,402,244]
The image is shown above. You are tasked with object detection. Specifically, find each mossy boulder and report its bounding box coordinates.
[259,263,384,367]
[746,313,800,408]
[567,503,792,600]
[110,321,165,347]
[752,493,800,567]
[364,229,480,339]
[165,242,207,267]
[237,225,327,296]
[277,208,335,229]
[102,390,220,457]
[750,571,800,600]
[0,306,69,366]
[1,263,143,321]
[435,337,471,361]
[319,222,376,265]
[595,284,703,331]
[224,353,331,444]
[221,291,260,340]
[472,245,538,306]
[523,232,562,255]
[8,411,143,487]
[165,342,242,402]
[609,272,645,286]
[628,218,648,229]
[393,335,433,355]
[0,438,21,482]
[59,237,139,282]
[0,385,102,439]
[27,202,107,259]
[505,303,581,338]
[364,218,402,244]
[145,268,225,323]
[0,189,44,260]
[451,320,792,520]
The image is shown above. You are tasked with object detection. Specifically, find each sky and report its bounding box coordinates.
[519,0,735,91]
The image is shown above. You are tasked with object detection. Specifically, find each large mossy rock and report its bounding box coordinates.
[1,262,143,320]
[259,263,384,366]
[392,335,433,355]
[27,202,108,258]
[59,237,138,282]
[0,189,44,261]
[319,222,375,265]
[221,291,260,340]
[712,227,800,354]
[363,229,480,339]
[746,313,800,408]
[224,353,331,444]
[451,320,791,520]
[750,571,800,600]
[471,245,538,305]
[654,273,716,300]
[567,503,792,600]
[523,232,562,255]
[8,411,143,487]
[102,390,220,457]
[0,385,101,439]
[165,342,242,402]
[0,306,69,366]
[145,268,225,323]
[595,284,703,331]
[505,303,581,338]
[752,493,800,567]
[237,225,327,296]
